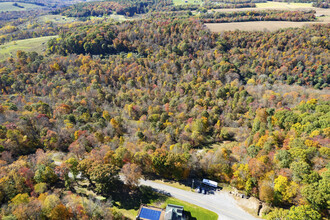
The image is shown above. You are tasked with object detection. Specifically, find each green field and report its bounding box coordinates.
[0,36,57,61]
[0,2,43,12]
[173,0,202,6]
[37,15,78,24]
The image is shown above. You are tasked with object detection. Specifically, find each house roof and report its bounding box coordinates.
[165,204,184,220]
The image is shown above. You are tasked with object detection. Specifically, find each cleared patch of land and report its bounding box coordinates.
[0,2,43,12]
[0,35,57,61]
[36,15,78,24]
[256,1,312,8]
[206,21,327,32]
[173,0,202,6]
[90,14,129,22]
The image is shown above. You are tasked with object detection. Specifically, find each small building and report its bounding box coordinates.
[136,205,164,220]
[165,204,184,220]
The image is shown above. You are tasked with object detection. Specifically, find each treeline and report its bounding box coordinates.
[167,3,256,12]
[0,9,45,24]
[54,0,172,17]
[0,0,85,7]
[207,0,266,3]
[0,13,110,45]
[272,0,329,8]
[200,10,316,23]
[313,1,329,8]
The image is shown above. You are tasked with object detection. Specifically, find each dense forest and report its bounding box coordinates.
[0,0,329,219]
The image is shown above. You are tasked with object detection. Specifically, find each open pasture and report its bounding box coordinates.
[256,1,313,9]
[206,21,326,32]
[0,2,43,12]
[0,35,57,61]
[36,15,78,24]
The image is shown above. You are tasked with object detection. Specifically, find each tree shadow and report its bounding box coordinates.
[110,180,168,210]
[184,211,197,220]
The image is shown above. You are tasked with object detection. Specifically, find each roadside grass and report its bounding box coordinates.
[256,1,312,8]
[0,35,57,61]
[154,180,193,192]
[0,2,43,12]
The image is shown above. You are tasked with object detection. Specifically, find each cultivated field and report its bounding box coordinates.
[206,21,327,32]
[255,1,313,8]
[0,35,57,61]
[206,1,330,32]
[0,2,43,12]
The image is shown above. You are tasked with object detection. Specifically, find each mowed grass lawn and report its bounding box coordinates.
[0,2,43,12]
[115,196,218,220]
[159,197,218,220]
[0,36,57,61]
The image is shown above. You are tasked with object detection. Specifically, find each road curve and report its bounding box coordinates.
[140,180,260,220]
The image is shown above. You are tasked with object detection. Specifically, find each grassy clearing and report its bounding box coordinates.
[256,1,312,8]
[206,21,324,32]
[173,0,202,6]
[0,2,43,12]
[37,15,78,24]
[0,35,57,61]
[154,180,193,192]
[113,205,138,219]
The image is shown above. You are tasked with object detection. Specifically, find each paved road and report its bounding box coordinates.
[140,180,260,220]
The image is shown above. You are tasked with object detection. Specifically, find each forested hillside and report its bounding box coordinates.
[0,0,329,219]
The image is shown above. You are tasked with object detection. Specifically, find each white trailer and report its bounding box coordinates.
[202,179,218,188]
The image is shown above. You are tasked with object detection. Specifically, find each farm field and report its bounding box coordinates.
[206,20,328,32]
[0,2,43,12]
[0,35,57,61]
[256,1,312,8]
